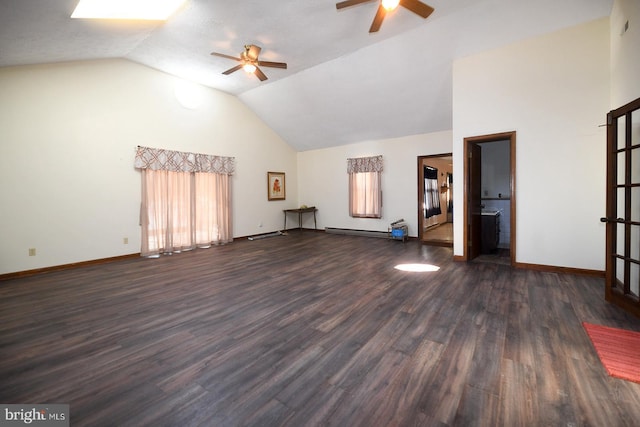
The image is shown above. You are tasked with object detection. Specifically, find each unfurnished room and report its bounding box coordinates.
[1,0,640,425]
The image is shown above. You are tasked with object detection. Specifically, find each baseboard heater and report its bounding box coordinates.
[247,231,284,241]
[324,227,388,239]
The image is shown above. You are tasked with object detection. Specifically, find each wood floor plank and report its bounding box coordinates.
[1,232,640,426]
[499,358,538,426]
[419,302,479,425]
[366,339,445,426]
[452,384,501,427]
[325,348,409,426]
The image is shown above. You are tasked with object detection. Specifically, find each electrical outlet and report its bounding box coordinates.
[123,237,129,244]
[28,248,36,256]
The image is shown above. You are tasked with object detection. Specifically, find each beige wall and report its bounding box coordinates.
[610,0,640,108]
[452,18,610,269]
[0,59,297,274]
[297,131,453,236]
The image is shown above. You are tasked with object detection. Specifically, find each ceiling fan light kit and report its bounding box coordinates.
[72,0,435,82]
[211,44,287,82]
[381,0,400,11]
[336,0,434,33]
[242,63,257,74]
[211,1,433,81]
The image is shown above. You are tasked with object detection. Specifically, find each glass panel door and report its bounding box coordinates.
[605,98,640,317]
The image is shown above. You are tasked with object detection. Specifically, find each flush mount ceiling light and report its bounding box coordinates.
[71,0,187,20]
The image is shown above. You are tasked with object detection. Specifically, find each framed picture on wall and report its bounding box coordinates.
[267,171,286,201]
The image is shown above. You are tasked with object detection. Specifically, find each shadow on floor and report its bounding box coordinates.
[473,248,511,266]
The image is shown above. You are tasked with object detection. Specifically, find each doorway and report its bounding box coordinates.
[418,154,453,246]
[463,132,516,265]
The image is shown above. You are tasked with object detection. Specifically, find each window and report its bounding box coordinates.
[135,146,234,257]
[423,166,442,219]
[348,155,383,218]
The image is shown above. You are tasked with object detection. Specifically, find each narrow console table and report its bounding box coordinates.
[283,207,317,231]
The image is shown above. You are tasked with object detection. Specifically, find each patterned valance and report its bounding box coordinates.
[347,155,383,173]
[134,146,235,175]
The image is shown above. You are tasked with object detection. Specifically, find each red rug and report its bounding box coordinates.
[583,322,640,384]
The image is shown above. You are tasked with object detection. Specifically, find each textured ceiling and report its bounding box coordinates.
[0,0,613,151]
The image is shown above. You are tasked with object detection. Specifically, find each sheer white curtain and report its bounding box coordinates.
[349,172,382,218]
[348,155,383,218]
[135,146,234,257]
[141,169,192,255]
[194,172,232,246]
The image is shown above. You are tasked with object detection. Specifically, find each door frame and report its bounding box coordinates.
[463,131,516,265]
[417,153,453,246]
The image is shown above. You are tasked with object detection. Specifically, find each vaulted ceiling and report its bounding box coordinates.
[0,0,613,151]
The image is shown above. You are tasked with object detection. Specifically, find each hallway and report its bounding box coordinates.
[422,222,453,245]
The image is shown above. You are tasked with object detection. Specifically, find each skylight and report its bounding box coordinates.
[71,0,187,21]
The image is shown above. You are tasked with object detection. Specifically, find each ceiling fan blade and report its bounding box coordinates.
[210,52,241,62]
[254,66,268,81]
[247,45,262,61]
[369,4,386,32]
[336,0,376,10]
[222,64,243,75]
[399,0,434,19]
[257,61,287,69]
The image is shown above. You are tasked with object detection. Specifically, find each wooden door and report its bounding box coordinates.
[468,142,482,260]
[603,97,640,317]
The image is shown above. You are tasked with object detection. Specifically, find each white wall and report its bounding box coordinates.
[452,18,610,270]
[297,131,452,236]
[611,0,640,292]
[0,59,297,274]
[610,0,640,108]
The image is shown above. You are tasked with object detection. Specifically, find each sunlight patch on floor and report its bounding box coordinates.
[394,263,440,272]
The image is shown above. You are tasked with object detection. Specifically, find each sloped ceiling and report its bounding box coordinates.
[0,0,612,151]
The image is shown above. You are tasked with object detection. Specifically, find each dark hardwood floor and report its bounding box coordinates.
[2,232,640,426]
